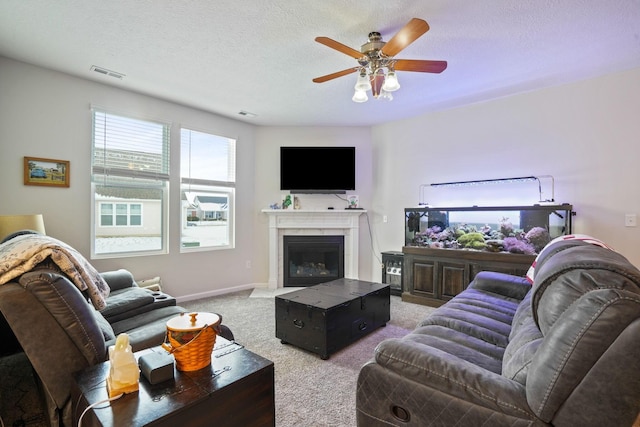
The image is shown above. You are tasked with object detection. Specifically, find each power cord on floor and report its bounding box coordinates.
[77,393,123,427]
[333,194,384,265]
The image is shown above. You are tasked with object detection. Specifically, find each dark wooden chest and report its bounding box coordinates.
[275,279,390,359]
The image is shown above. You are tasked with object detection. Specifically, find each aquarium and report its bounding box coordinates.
[404,204,574,255]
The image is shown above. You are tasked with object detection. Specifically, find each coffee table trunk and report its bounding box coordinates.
[275,279,390,359]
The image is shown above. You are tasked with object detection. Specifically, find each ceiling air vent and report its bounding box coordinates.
[238,110,257,118]
[90,65,125,80]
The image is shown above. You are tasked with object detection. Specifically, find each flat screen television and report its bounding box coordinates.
[280,146,356,194]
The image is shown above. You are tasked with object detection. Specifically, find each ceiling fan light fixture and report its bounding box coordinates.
[314,18,446,104]
[352,89,368,103]
[382,71,400,92]
[354,70,372,91]
[378,89,393,101]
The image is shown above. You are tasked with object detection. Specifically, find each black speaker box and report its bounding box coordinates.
[138,351,175,385]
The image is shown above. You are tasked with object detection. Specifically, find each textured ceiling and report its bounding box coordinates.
[1,1,639,126]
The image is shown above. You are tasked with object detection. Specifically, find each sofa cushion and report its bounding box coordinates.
[525,235,614,283]
[418,288,521,348]
[524,243,640,423]
[501,291,542,385]
[89,305,116,342]
[109,305,187,352]
[99,287,155,321]
[100,268,137,292]
[17,270,107,365]
[381,287,524,378]
[532,244,640,333]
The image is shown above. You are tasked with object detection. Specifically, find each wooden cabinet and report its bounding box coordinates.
[402,246,534,307]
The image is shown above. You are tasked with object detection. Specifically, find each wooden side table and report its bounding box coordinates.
[71,338,275,427]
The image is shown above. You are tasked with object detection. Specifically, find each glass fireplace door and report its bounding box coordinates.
[283,235,344,286]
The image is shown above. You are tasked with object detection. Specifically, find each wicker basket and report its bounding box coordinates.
[162,312,221,371]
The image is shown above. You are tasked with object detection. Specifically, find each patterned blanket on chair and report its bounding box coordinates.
[0,234,110,309]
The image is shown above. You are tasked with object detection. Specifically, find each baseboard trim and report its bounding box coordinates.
[176,283,266,303]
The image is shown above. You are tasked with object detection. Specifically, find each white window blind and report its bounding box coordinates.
[91,108,170,257]
[92,109,170,182]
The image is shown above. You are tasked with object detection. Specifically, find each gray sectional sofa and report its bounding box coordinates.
[357,238,640,426]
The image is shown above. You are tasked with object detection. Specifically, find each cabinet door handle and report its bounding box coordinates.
[293,319,305,329]
[358,322,368,331]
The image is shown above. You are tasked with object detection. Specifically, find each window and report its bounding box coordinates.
[91,109,170,257]
[99,203,143,227]
[180,128,236,251]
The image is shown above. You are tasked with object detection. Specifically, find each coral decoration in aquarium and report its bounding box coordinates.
[410,220,549,255]
[405,205,574,256]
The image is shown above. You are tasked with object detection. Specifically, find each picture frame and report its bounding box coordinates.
[24,156,70,187]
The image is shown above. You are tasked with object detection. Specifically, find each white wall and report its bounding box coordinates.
[252,126,374,283]
[0,57,259,299]
[371,67,640,270]
[3,55,640,297]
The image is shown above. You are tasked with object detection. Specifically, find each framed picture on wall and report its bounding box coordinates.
[23,156,70,187]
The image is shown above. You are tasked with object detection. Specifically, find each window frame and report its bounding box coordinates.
[180,127,236,252]
[90,108,170,259]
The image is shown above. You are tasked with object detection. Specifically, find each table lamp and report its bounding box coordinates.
[0,214,46,241]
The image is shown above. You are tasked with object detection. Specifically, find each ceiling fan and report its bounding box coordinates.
[313,18,447,102]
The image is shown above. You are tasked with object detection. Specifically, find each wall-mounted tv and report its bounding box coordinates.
[280,146,356,194]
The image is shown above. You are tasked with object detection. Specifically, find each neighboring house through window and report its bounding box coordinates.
[180,128,236,251]
[91,109,170,257]
[99,203,143,226]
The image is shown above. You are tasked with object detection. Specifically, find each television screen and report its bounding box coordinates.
[280,146,356,193]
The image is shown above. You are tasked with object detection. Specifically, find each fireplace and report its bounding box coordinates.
[262,209,365,289]
[283,236,344,286]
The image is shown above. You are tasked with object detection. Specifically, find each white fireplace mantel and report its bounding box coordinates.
[261,209,366,289]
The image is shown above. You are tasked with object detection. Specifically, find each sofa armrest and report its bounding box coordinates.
[373,338,533,418]
[100,269,137,292]
[469,271,532,300]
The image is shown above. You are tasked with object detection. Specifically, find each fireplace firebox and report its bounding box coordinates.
[283,235,344,287]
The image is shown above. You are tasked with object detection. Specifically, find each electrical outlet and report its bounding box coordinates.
[625,214,637,227]
[383,215,388,223]
[245,260,251,269]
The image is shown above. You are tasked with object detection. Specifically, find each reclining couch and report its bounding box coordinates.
[0,232,230,427]
[356,238,640,426]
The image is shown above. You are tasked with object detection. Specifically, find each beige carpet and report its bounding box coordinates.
[0,290,432,427]
[182,290,432,427]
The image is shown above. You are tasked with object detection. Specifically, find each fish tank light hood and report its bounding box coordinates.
[419,175,555,207]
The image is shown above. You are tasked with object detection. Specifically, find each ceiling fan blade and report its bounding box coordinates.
[313,67,359,83]
[381,18,430,57]
[315,37,363,59]
[394,59,447,73]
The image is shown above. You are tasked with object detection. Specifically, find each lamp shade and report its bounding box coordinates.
[0,214,46,241]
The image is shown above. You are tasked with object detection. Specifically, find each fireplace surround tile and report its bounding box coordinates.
[262,209,366,289]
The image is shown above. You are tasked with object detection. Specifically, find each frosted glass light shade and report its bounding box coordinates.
[378,90,393,101]
[354,72,372,91]
[382,71,400,92]
[352,90,368,103]
[0,214,46,240]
